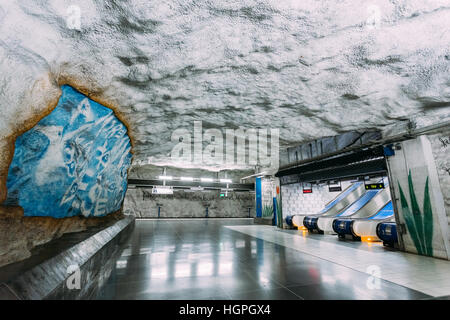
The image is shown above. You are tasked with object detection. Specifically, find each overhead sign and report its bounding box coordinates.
[365,183,384,190]
[303,182,312,194]
[328,180,342,192]
[152,186,174,194]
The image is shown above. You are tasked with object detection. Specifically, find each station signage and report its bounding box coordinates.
[302,182,313,194]
[328,180,342,192]
[152,186,174,194]
[365,183,384,190]
[328,186,342,192]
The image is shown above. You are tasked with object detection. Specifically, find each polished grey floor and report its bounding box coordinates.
[96,218,430,300]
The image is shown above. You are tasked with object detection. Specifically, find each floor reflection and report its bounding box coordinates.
[95,219,429,300]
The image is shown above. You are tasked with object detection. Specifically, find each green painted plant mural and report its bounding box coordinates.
[398,170,434,256]
[262,204,273,218]
[276,195,283,228]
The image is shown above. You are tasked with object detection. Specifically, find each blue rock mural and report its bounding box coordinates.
[5,85,132,218]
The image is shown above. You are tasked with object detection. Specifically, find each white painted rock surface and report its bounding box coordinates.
[0,0,449,172]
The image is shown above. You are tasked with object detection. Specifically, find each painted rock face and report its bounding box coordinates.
[5,85,132,218]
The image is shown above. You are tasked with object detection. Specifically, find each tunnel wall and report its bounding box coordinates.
[0,216,134,299]
[387,134,450,260]
[4,85,132,218]
[123,188,254,218]
[0,85,133,267]
[428,128,450,240]
[0,207,124,267]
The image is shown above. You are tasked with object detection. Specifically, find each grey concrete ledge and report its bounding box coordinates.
[0,216,135,300]
[134,217,254,220]
[253,218,273,225]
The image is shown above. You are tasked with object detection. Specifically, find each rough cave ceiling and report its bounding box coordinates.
[0,0,449,171]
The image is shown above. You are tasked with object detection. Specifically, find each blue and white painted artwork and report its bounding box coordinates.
[5,85,132,218]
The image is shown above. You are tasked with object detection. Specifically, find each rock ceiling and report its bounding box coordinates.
[0,0,449,171]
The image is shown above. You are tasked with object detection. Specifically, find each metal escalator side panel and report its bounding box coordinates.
[352,206,395,238]
[314,182,385,233]
[291,181,364,223]
[318,181,364,215]
[349,191,393,237]
[321,182,366,217]
[344,186,392,219]
[368,201,394,220]
[336,190,379,217]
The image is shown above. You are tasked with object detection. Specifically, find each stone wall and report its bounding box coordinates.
[4,85,132,218]
[428,127,450,238]
[0,216,134,299]
[0,85,133,267]
[0,206,125,267]
[123,188,254,218]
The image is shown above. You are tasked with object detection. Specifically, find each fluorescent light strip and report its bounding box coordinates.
[157,176,231,183]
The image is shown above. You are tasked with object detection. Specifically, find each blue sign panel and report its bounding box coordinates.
[255,177,262,218]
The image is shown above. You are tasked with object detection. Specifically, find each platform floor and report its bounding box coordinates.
[96,218,449,300]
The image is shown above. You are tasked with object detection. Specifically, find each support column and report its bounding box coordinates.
[387,134,450,259]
